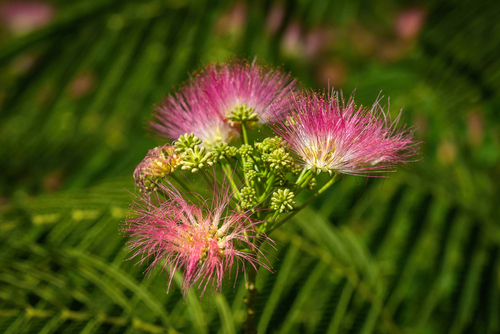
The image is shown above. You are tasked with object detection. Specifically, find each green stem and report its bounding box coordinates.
[258,172,276,202]
[241,122,249,145]
[169,173,191,193]
[220,161,240,200]
[267,173,340,234]
[294,171,314,196]
[296,169,313,187]
[239,123,252,187]
[295,168,307,184]
[243,264,258,334]
[259,209,280,233]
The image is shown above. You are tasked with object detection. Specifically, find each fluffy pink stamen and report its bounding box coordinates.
[123,177,272,296]
[270,90,419,176]
[200,57,298,123]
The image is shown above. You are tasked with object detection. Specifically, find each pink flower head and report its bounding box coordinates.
[151,81,237,146]
[0,1,55,35]
[133,144,181,194]
[200,57,298,124]
[123,177,272,296]
[151,58,297,145]
[271,90,418,176]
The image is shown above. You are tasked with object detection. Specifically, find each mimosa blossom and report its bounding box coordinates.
[271,91,418,176]
[201,57,298,123]
[123,179,272,296]
[151,82,237,147]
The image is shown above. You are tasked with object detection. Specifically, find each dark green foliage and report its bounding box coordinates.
[1,0,499,333]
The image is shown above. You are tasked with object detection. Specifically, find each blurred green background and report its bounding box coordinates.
[1,0,499,333]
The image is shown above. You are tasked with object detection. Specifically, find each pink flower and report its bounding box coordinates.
[151,58,297,145]
[271,91,418,176]
[133,144,181,194]
[395,7,426,41]
[201,58,298,124]
[123,177,272,296]
[151,81,237,146]
[0,1,55,35]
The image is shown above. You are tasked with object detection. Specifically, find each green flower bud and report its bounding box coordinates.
[276,173,289,186]
[246,170,258,181]
[243,160,254,171]
[268,148,294,170]
[228,104,259,123]
[306,178,317,191]
[240,186,257,209]
[291,167,302,175]
[174,133,202,154]
[179,145,213,173]
[255,136,285,155]
[239,144,253,157]
[211,142,238,163]
[271,189,296,213]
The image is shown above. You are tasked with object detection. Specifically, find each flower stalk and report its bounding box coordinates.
[243,264,258,334]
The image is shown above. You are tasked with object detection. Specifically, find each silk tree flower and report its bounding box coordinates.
[133,144,181,194]
[123,178,272,296]
[0,1,55,35]
[271,91,418,176]
[151,81,237,147]
[200,57,298,124]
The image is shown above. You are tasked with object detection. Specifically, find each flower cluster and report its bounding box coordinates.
[124,56,419,298]
[150,57,297,147]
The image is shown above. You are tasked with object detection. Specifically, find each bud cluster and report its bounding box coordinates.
[240,186,257,210]
[271,189,296,213]
[228,104,259,124]
[179,144,213,173]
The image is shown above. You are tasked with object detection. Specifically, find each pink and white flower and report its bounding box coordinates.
[271,90,418,176]
[151,58,298,145]
[200,57,298,123]
[151,82,237,146]
[123,178,272,296]
[0,1,55,35]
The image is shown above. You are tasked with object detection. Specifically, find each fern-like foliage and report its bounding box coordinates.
[1,0,499,333]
